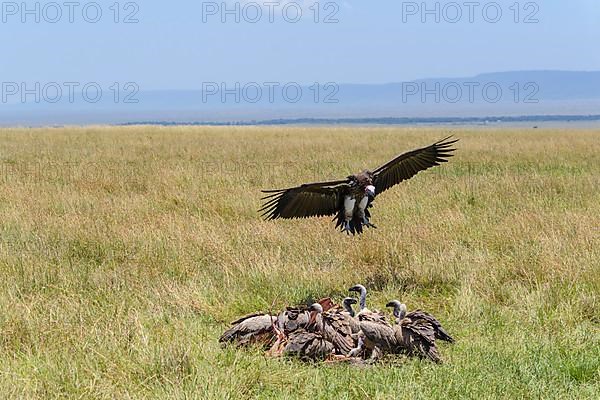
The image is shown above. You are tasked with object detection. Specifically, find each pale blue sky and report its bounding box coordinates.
[1,0,599,89]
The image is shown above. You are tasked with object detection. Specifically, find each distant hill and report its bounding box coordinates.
[1,71,600,126]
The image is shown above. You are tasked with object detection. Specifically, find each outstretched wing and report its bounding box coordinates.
[260,179,351,220]
[372,136,458,195]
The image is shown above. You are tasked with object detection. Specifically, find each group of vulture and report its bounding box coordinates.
[220,285,453,364]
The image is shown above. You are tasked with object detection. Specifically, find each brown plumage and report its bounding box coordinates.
[269,303,336,361]
[355,313,441,363]
[276,306,312,334]
[386,300,454,343]
[269,300,361,361]
[347,284,390,359]
[320,305,357,355]
[275,297,335,335]
[219,312,276,348]
[356,314,395,357]
[345,285,442,362]
[280,330,335,361]
[260,136,458,234]
[394,317,441,363]
[404,310,453,344]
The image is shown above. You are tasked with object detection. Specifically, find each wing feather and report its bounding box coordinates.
[260,179,351,220]
[372,136,458,195]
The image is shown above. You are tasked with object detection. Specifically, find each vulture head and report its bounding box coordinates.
[385,300,407,320]
[308,303,324,313]
[365,184,376,199]
[342,297,358,317]
[307,303,324,329]
[348,284,366,294]
[348,284,368,310]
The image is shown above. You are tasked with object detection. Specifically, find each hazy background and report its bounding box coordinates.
[1,0,599,124]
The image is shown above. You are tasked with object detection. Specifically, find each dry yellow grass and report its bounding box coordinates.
[0,126,598,399]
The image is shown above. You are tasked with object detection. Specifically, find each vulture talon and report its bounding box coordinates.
[341,221,352,234]
[361,217,377,229]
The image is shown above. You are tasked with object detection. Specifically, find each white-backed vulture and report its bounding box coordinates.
[386,300,454,343]
[219,312,276,348]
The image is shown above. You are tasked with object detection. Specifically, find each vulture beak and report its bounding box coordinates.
[365,185,376,199]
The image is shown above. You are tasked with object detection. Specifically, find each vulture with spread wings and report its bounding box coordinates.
[260,136,458,235]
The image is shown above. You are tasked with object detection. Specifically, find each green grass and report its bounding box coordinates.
[0,126,598,399]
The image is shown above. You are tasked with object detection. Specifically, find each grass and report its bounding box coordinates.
[0,125,598,399]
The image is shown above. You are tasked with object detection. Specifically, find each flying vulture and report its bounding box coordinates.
[260,136,458,234]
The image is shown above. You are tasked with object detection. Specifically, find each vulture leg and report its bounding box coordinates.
[342,196,356,234]
[355,196,377,229]
[362,217,376,228]
[348,336,365,358]
[342,221,352,235]
[367,346,383,363]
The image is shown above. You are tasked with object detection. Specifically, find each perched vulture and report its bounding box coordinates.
[347,284,390,360]
[342,297,358,318]
[386,300,454,343]
[342,297,361,334]
[260,136,458,234]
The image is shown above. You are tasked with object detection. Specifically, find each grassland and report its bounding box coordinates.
[0,126,598,399]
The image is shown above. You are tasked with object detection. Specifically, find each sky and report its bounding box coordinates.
[0,0,599,90]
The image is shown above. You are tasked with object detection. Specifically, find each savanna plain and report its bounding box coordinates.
[0,126,598,399]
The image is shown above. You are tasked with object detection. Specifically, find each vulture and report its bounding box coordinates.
[342,297,361,334]
[280,329,335,362]
[342,297,358,318]
[319,301,359,355]
[260,136,458,234]
[348,284,370,313]
[219,312,276,348]
[352,309,441,363]
[275,297,335,335]
[386,300,454,343]
[347,284,391,360]
[220,298,334,350]
[392,314,441,363]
